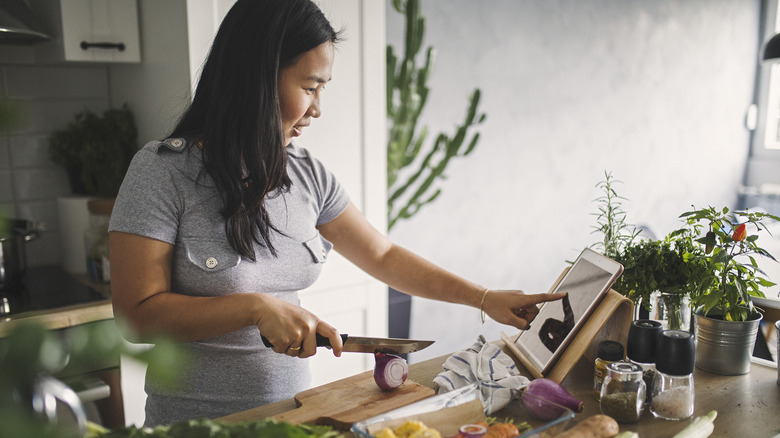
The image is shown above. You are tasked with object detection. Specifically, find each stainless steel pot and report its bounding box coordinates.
[32,376,88,436]
[0,218,42,291]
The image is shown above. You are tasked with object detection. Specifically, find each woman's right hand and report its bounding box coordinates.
[254,294,343,358]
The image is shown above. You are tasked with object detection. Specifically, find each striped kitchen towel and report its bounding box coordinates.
[432,335,530,414]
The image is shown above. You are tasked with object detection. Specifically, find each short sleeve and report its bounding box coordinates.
[108,147,181,244]
[306,154,350,226]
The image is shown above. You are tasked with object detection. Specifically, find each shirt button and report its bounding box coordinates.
[205,257,218,269]
[171,138,183,148]
[321,249,327,259]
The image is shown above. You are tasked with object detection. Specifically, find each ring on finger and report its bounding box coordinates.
[287,346,301,352]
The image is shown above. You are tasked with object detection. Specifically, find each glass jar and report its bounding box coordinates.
[593,340,624,401]
[629,360,656,407]
[650,370,694,420]
[84,214,110,283]
[599,361,646,423]
[649,291,691,330]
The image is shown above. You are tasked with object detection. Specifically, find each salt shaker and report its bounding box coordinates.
[626,319,663,406]
[600,361,646,423]
[650,330,695,420]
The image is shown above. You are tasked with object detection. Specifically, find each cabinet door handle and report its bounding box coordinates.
[80,41,126,51]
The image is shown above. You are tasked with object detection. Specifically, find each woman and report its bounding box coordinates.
[109,0,564,426]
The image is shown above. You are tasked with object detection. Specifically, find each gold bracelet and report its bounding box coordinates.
[479,288,490,324]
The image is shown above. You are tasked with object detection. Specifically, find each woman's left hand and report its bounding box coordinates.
[481,290,567,330]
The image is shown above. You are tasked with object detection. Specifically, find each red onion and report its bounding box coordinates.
[458,424,487,438]
[374,352,409,391]
[522,378,583,420]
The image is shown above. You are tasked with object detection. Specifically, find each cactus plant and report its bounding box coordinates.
[387,0,486,230]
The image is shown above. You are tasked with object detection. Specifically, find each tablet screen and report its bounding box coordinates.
[515,248,622,373]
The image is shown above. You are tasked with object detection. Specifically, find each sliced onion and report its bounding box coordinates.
[458,424,487,438]
[521,378,583,420]
[374,352,408,391]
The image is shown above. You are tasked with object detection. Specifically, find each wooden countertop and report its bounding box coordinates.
[0,273,113,337]
[220,342,780,438]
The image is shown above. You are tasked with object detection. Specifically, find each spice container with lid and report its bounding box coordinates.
[593,340,624,401]
[599,361,646,423]
[650,330,695,420]
[626,319,663,406]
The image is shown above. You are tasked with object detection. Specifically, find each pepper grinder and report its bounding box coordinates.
[626,319,663,406]
[650,330,695,420]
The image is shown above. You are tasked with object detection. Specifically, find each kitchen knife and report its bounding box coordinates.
[261,334,434,354]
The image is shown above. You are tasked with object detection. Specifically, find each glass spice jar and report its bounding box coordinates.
[599,361,646,423]
[593,340,624,401]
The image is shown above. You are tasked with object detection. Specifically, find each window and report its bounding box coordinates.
[742,0,780,212]
[760,1,780,150]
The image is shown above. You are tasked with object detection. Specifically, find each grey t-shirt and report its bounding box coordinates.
[109,138,350,426]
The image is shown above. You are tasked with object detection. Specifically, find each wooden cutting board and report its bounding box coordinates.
[272,370,436,430]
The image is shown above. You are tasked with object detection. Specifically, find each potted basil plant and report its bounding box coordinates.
[614,234,707,330]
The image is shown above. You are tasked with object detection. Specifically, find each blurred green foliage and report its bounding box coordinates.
[0,321,186,437]
[97,417,343,438]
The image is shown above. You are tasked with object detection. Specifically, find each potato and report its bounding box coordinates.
[555,415,620,438]
[395,421,428,438]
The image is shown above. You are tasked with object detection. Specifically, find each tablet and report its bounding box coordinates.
[514,248,624,375]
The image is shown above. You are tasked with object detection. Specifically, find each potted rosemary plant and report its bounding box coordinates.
[588,171,708,330]
[589,171,640,260]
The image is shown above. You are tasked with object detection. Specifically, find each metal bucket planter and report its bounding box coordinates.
[693,310,762,375]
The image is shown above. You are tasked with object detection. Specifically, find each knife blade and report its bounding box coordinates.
[261,334,434,354]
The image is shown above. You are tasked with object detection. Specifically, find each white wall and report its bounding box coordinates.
[385,0,762,363]
[109,0,191,143]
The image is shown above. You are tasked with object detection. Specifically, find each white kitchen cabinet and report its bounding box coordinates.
[0,0,141,64]
[59,0,141,62]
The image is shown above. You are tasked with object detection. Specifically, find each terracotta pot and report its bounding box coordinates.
[87,198,115,216]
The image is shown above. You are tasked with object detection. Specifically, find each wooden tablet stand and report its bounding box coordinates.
[501,267,634,383]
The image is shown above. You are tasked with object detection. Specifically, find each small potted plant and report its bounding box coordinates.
[614,234,707,330]
[675,206,780,374]
[48,104,137,199]
[47,104,137,276]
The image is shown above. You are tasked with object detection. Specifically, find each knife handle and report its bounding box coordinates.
[315,333,349,347]
[261,333,348,348]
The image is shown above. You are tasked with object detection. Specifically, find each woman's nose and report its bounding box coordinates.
[309,96,322,118]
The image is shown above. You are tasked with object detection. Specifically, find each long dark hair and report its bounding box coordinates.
[170,0,340,260]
